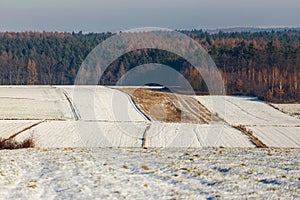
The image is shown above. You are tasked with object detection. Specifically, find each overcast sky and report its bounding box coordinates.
[1,0,299,32]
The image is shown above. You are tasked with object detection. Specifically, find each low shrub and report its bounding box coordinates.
[0,137,34,150]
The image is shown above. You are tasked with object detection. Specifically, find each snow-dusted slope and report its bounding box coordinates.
[145,122,254,148]
[60,86,148,122]
[15,121,148,148]
[0,120,40,139]
[12,121,254,148]
[0,86,149,148]
[0,86,65,100]
[0,99,73,120]
[271,103,300,119]
[194,95,300,147]
[0,86,73,120]
[248,126,300,148]
[1,86,298,148]
[193,96,300,126]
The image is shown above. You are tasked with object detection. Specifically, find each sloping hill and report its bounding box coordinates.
[60,86,148,122]
[194,95,300,147]
[1,86,298,148]
[0,86,73,120]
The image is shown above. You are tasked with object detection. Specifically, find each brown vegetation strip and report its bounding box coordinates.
[233,125,267,148]
[0,137,34,149]
[121,88,221,124]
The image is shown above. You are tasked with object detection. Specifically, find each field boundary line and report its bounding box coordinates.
[233,125,267,148]
[114,88,151,122]
[2,120,45,142]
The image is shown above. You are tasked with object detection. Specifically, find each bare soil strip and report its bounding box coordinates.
[120,88,221,124]
[233,125,267,148]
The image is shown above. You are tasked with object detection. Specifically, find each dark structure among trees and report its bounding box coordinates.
[0,30,299,102]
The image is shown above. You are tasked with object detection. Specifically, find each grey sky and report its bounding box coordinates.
[0,0,299,32]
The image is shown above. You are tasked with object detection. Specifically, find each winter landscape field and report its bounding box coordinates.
[0,86,299,199]
[0,148,299,199]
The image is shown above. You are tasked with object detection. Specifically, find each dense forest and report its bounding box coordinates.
[0,30,299,102]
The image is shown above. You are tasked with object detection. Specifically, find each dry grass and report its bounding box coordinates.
[234,125,267,148]
[141,164,150,170]
[121,88,221,124]
[0,137,34,150]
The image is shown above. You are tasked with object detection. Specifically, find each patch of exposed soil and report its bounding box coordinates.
[120,88,221,124]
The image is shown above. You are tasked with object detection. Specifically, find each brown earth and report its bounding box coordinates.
[120,88,221,124]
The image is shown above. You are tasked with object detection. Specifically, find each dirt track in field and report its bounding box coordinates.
[120,88,221,124]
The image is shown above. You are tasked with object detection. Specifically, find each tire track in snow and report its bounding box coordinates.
[224,98,269,123]
[178,96,209,124]
[62,90,80,121]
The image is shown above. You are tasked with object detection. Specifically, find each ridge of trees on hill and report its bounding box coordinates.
[0,30,299,102]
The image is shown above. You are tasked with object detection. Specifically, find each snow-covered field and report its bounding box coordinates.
[1,86,259,148]
[15,121,148,148]
[0,86,73,120]
[0,120,41,139]
[0,148,298,199]
[9,121,255,148]
[271,103,300,119]
[145,122,254,148]
[0,87,299,199]
[0,87,299,148]
[194,95,300,147]
[193,96,300,126]
[247,126,300,148]
[60,86,147,121]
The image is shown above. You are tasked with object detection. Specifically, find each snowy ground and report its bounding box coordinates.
[0,87,299,199]
[10,121,254,148]
[0,120,40,139]
[1,87,299,148]
[271,103,300,119]
[247,126,300,148]
[0,86,74,120]
[194,95,300,148]
[0,86,257,148]
[59,86,147,121]
[14,121,148,148]
[193,96,299,126]
[145,122,254,148]
[0,148,298,199]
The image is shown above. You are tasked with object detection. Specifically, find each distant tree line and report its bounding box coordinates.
[0,30,299,102]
